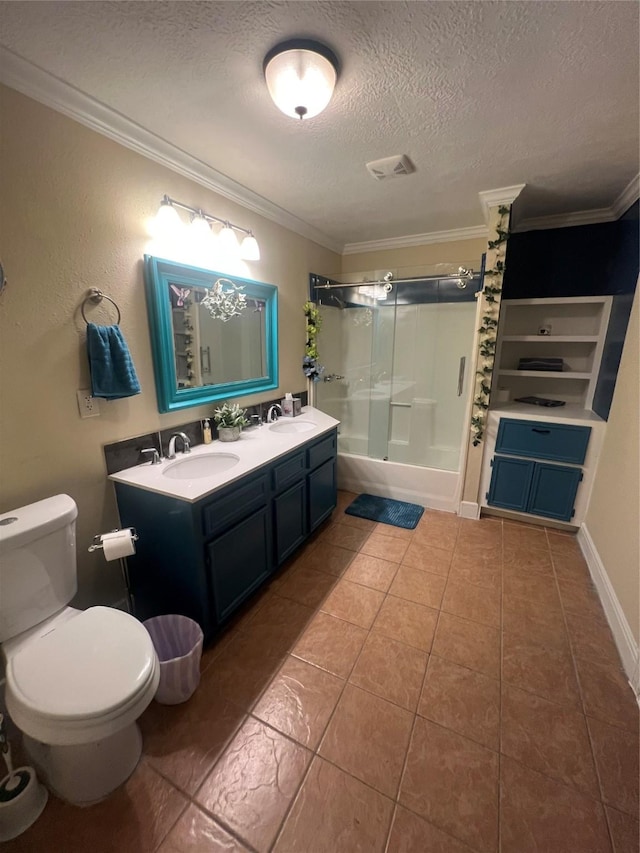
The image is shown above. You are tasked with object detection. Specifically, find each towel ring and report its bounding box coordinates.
[81,288,121,325]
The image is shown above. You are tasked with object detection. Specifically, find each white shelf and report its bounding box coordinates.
[498,370,591,379]
[490,402,605,424]
[494,297,612,410]
[501,335,599,343]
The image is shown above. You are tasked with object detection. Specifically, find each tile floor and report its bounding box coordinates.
[8,492,639,853]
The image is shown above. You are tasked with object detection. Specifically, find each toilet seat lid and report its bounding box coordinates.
[7,606,157,719]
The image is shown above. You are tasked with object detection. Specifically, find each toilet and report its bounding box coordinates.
[0,495,159,806]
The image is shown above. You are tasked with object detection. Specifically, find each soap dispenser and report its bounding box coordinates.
[203,418,212,444]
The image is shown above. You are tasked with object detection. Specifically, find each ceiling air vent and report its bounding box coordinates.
[365,154,415,181]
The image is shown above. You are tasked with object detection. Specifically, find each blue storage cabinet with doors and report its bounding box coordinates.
[487,418,590,522]
[114,428,338,641]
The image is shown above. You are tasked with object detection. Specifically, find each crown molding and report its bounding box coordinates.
[612,172,640,218]
[478,184,526,223]
[514,207,618,232]
[0,47,343,254]
[342,224,488,256]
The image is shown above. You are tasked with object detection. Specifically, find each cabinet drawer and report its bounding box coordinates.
[307,431,336,470]
[496,418,591,465]
[202,473,269,538]
[272,451,305,493]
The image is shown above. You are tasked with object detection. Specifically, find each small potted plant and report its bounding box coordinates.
[213,402,249,442]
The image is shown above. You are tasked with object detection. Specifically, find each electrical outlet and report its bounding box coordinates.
[77,389,100,418]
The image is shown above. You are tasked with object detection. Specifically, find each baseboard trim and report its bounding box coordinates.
[578,523,640,700]
[459,501,481,520]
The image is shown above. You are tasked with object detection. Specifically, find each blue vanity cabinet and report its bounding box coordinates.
[307,432,338,531]
[114,428,338,641]
[487,418,589,522]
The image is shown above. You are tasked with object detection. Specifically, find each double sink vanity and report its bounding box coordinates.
[110,407,339,640]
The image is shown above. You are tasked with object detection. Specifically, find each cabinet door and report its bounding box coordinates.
[309,457,337,531]
[274,479,308,565]
[528,462,582,522]
[487,456,534,512]
[206,507,271,623]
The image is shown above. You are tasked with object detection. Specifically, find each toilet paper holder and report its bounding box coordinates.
[88,528,138,552]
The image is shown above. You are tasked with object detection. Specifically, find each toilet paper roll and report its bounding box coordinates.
[101,529,136,561]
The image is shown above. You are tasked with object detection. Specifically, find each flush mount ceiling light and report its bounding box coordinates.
[264,38,339,120]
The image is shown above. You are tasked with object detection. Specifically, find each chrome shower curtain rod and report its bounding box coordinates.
[312,269,475,290]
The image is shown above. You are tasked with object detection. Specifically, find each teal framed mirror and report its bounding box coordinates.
[144,255,278,413]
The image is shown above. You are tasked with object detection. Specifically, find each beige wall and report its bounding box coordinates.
[0,86,340,606]
[340,239,486,278]
[585,287,640,643]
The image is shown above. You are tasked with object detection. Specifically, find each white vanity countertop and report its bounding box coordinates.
[109,406,340,503]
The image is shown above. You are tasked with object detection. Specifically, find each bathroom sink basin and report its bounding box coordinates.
[268,420,316,434]
[163,453,240,480]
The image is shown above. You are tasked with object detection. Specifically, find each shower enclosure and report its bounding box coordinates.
[311,266,481,511]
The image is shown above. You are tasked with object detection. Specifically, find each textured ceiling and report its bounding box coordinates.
[1,1,638,247]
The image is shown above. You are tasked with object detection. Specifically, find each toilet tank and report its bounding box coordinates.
[0,494,78,643]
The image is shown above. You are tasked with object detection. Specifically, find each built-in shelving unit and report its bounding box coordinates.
[493,296,612,411]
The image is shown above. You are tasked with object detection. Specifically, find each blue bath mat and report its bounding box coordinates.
[345,494,424,529]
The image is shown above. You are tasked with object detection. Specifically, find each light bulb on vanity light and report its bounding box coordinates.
[153,196,182,240]
[240,232,261,261]
[218,222,240,256]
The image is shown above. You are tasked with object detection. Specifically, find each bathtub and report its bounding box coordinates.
[337,450,462,514]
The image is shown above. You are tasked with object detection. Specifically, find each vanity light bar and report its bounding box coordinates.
[158,195,260,261]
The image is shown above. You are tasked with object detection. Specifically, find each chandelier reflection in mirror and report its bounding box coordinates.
[200,278,247,322]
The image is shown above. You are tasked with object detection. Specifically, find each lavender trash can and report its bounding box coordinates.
[142,615,204,705]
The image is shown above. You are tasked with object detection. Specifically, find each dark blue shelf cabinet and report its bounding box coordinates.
[114,428,337,640]
[488,417,588,522]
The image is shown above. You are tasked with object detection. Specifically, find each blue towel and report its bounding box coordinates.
[86,323,141,399]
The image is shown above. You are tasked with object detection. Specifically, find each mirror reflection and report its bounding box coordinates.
[144,255,278,413]
[169,280,267,388]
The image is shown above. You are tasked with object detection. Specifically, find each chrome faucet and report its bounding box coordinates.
[167,432,191,459]
[140,447,161,465]
[266,404,282,423]
[248,413,263,428]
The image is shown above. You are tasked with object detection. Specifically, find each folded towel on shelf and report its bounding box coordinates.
[86,322,141,399]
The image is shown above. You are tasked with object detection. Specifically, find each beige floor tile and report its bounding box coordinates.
[239,593,316,649]
[448,549,501,591]
[441,577,501,628]
[343,552,399,591]
[339,512,378,531]
[389,564,447,609]
[502,593,570,650]
[557,575,608,622]
[419,656,500,750]
[413,523,459,553]
[361,532,410,562]
[387,806,475,853]
[502,563,562,611]
[157,804,251,852]
[374,521,415,540]
[502,632,582,709]
[296,540,356,576]
[503,545,554,574]
[501,683,599,798]
[400,717,499,852]
[372,594,439,652]
[500,755,611,853]
[503,521,548,551]
[195,717,310,852]
[6,761,189,853]
[317,521,371,551]
[546,530,582,557]
[605,806,640,853]
[587,716,639,819]
[320,577,385,628]
[575,657,640,733]
[564,610,624,667]
[349,632,428,711]
[431,612,501,678]
[402,540,453,575]
[319,683,413,797]
[273,757,394,853]
[551,550,593,584]
[275,566,337,609]
[292,611,367,678]
[140,686,245,795]
[253,656,344,749]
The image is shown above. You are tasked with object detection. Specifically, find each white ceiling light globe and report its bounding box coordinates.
[264,40,338,120]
